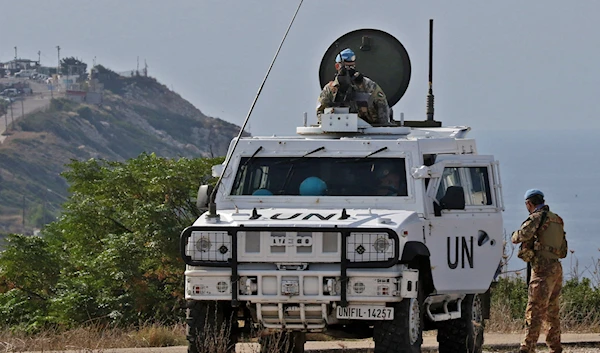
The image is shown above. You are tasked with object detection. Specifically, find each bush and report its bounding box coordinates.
[491,276,528,320]
[490,272,600,332]
[561,277,600,330]
[77,106,93,120]
[49,98,77,112]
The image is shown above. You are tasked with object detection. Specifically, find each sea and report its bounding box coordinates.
[471,128,600,280]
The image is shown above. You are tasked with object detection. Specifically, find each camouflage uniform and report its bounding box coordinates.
[511,205,566,353]
[316,76,390,125]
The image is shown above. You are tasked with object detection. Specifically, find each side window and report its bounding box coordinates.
[436,167,461,202]
[436,166,493,208]
[466,167,492,206]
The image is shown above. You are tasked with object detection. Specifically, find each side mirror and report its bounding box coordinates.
[196,185,214,210]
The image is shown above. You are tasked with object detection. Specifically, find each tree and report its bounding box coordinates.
[60,57,87,77]
[0,153,222,330]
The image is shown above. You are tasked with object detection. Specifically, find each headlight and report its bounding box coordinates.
[196,237,212,252]
[347,232,395,262]
[353,281,366,294]
[187,231,231,262]
[373,236,391,253]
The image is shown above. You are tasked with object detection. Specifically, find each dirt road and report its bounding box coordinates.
[0,78,63,143]
[21,332,600,353]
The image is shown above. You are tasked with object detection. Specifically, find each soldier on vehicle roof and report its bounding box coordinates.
[316,48,390,125]
[511,189,568,353]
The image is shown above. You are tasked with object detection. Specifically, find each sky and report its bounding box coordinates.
[3,0,600,136]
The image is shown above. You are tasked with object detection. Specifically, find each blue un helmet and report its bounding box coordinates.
[335,48,356,63]
[252,189,273,196]
[299,177,327,196]
[524,189,544,200]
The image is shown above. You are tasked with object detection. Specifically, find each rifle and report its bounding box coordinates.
[524,210,548,287]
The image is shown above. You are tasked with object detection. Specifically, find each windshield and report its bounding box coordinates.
[231,157,407,197]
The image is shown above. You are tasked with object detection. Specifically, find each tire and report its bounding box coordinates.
[259,331,306,353]
[437,294,485,353]
[373,285,424,353]
[186,300,237,353]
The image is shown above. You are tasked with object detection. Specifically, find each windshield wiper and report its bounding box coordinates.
[273,146,326,165]
[334,146,389,164]
[241,146,263,167]
[280,146,326,192]
[364,146,388,158]
[302,146,326,157]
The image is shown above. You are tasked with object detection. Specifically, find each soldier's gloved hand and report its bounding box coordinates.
[351,72,364,84]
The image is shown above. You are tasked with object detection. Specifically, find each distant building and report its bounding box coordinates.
[1,59,40,73]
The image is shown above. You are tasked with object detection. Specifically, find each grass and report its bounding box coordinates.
[0,322,187,352]
[2,301,600,352]
[3,257,600,351]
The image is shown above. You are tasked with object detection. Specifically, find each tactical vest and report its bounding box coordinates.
[333,86,372,121]
[534,211,568,259]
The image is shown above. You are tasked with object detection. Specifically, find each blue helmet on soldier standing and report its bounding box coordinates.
[524,189,544,200]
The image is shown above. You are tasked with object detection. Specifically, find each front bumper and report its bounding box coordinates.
[185,265,419,329]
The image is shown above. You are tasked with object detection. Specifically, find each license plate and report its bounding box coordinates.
[336,305,394,320]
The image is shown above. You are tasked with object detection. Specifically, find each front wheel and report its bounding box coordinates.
[373,287,424,353]
[437,294,485,353]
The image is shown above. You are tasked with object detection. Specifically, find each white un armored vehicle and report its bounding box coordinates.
[181,25,504,353]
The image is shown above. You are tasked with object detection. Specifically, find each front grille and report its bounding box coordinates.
[180,226,400,306]
[238,231,341,263]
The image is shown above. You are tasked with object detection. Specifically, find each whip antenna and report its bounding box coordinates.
[207,0,304,220]
[426,19,435,121]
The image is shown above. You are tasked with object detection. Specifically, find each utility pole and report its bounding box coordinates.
[9,103,13,127]
[136,56,139,75]
[144,60,148,76]
[38,50,41,65]
[20,99,24,121]
[56,45,61,75]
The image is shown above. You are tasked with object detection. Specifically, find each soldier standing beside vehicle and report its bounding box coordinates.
[316,48,390,125]
[511,189,568,353]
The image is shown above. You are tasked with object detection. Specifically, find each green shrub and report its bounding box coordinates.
[49,98,77,112]
[0,155,222,332]
[77,106,93,120]
[491,276,528,320]
[491,273,600,330]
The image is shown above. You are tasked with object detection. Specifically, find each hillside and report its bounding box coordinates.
[0,68,242,234]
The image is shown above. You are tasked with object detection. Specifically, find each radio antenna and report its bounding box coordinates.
[206,0,304,221]
[426,19,435,121]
